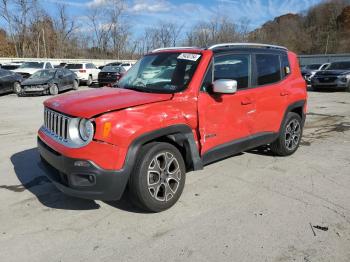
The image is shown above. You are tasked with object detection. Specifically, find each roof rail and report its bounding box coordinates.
[151,47,200,53]
[208,43,287,51]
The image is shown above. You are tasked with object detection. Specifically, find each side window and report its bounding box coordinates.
[91,64,96,69]
[214,54,250,89]
[45,63,53,69]
[281,54,291,77]
[256,54,281,85]
[201,64,213,92]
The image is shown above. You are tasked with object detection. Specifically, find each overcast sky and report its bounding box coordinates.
[41,0,323,35]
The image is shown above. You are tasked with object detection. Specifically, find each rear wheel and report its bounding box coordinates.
[129,142,186,212]
[270,112,303,156]
[49,84,59,95]
[13,81,21,95]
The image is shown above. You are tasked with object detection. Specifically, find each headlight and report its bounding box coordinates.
[68,118,94,146]
[79,118,94,141]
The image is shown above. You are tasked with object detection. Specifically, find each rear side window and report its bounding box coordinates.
[214,54,250,89]
[256,54,281,85]
[66,64,83,69]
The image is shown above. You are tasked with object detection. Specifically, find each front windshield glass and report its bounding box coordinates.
[328,62,350,70]
[118,52,202,93]
[102,66,122,73]
[29,69,56,79]
[19,62,44,69]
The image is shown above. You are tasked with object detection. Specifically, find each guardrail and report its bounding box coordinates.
[0,57,138,66]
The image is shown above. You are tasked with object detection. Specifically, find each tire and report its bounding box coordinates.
[311,85,319,91]
[13,81,21,95]
[73,80,79,90]
[49,84,59,95]
[86,75,93,86]
[270,112,303,156]
[128,142,186,212]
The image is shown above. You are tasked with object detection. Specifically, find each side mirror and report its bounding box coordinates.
[213,79,237,94]
[58,74,63,79]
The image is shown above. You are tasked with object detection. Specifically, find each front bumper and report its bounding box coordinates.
[311,78,349,89]
[21,85,49,95]
[38,137,129,201]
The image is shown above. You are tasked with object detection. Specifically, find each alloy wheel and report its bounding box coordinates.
[147,152,181,202]
[285,119,301,151]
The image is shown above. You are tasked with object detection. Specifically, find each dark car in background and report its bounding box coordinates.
[0,68,23,95]
[19,68,79,96]
[98,66,126,87]
[98,62,122,70]
[301,63,329,84]
[311,61,350,91]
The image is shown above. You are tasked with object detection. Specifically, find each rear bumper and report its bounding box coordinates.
[38,137,129,201]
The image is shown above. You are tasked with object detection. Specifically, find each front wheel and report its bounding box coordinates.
[270,112,303,156]
[49,84,59,95]
[128,142,186,212]
[73,80,79,90]
[13,81,21,95]
[86,75,93,86]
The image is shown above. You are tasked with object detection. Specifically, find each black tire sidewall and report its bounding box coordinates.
[130,142,186,212]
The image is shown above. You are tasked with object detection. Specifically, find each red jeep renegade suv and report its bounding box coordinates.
[38,43,307,212]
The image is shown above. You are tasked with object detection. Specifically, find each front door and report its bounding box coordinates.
[198,53,257,159]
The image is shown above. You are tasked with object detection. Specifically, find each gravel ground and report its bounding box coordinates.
[0,87,349,262]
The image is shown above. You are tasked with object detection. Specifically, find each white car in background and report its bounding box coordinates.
[65,63,100,86]
[12,61,54,79]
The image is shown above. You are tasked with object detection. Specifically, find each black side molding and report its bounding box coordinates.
[202,132,278,165]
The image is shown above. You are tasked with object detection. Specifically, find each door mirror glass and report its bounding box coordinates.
[213,79,237,94]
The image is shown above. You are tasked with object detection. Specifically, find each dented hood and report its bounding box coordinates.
[44,88,173,118]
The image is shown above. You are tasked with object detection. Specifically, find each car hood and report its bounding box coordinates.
[12,68,40,74]
[44,88,173,118]
[315,70,350,76]
[22,77,52,85]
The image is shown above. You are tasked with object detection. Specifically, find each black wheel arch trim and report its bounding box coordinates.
[124,124,203,173]
[280,100,306,132]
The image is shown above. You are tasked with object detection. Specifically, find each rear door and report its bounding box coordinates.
[250,53,290,134]
[198,53,257,156]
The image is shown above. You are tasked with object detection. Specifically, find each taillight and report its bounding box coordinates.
[79,69,86,73]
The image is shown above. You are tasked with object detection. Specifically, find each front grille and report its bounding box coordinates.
[318,76,337,83]
[44,107,70,141]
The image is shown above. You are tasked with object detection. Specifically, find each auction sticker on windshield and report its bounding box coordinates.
[177,53,201,61]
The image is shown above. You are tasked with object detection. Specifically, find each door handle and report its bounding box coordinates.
[280,91,290,96]
[241,98,252,105]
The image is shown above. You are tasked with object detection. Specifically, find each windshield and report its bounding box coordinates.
[118,52,201,93]
[328,62,350,70]
[29,69,56,79]
[66,64,83,69]
[102,66,122,73]
[306,64,321,70]
[19,62,44,69]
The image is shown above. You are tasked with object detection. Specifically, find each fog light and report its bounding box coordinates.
[74,160,91,167]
